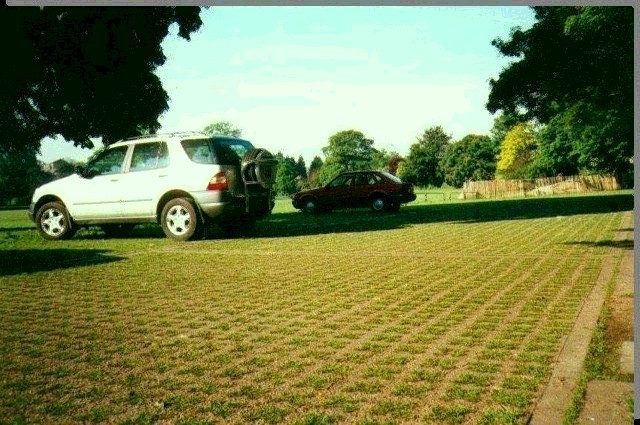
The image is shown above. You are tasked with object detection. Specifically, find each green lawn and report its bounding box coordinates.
[0,191,633,424]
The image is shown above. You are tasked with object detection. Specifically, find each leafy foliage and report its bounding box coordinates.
[274,153,301,196]
[529,115,580,177]
[490,112,522,150]
[442,135,498,188]
[398,126,451,187]
[203,120,242,138]
[0,7,203,150]
[487,6,633,185]
[295,156,308,181]
[388,154,404,176]
[308,156,324,186]
[316,130,377,185]
[0,147,53,205]
[316,159,344,186]
[496,123,538,179]
[321,130,375,172]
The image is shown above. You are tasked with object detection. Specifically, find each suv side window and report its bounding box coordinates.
[181,138,254,165]
[129,142,169,172]
[182,139,213,164]
[85,146,129,176]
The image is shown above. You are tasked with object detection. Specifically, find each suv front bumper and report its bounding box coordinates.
[193,190,273,220]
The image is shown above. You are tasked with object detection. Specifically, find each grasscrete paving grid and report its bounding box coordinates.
[0,193,632,424]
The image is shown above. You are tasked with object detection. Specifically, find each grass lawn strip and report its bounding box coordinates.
[0,193,630,424]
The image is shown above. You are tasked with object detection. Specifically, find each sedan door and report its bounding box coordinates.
[352,173,376,207]
[322,173,355,209]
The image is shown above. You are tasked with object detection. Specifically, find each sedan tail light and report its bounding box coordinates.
[207,171,228,191]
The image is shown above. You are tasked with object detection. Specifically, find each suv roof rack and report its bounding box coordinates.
[123,131,206,142]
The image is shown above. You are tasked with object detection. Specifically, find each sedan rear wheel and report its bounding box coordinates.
[370,196,387,212]
[161,198,200,241]
[301,197,318,214]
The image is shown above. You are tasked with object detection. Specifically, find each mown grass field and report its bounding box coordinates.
[0,191,633,424]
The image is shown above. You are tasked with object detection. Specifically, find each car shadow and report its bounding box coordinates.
[0,226,33,232]
[564,240,634,250]
[253,193,634,239]
[0,249,124,277]
[74,224,166,240]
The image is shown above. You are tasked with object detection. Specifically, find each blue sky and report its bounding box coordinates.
[39,6,536,165]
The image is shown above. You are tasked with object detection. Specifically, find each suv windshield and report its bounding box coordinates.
[181,138,254,165]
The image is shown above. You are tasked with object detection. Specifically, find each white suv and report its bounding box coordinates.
[29,132,277,241]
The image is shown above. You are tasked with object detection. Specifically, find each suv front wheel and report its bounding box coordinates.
[35,201,76,240]
[161,198,201,241]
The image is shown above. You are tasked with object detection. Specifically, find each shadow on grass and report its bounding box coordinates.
[66,193,632,241]
[254,193,634,238]
[0,226,33,232]
[0,249,124,276]
[75,225,166,240]
[565,240,634,250]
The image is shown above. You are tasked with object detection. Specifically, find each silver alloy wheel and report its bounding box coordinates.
[372,198,385,211]
[40,207,67,237]
[165,204,192,236]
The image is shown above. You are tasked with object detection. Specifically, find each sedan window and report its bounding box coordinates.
[328,174,353,188]
[354,173,368,186]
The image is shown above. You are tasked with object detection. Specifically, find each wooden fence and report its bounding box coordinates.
[461,175,620,199]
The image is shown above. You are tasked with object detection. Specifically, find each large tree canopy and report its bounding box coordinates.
[398,126,451,187]
[203,120,242,138]
[486,6,633,184]
[442,134,498,188]
[1,7,203,150]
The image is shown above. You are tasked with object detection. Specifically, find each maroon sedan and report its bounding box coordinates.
[292,170,416,213]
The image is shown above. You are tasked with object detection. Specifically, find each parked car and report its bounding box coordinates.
[292,170,416,213]
[29,132,278,241]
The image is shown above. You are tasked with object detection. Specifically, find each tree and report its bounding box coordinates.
[496,122,538,179]
[529,115,580,177]
[388,154,404,176]
[487,6,633,185]
[490,112,521,149]
[321,130,375,172]
[316,159,344,186]
[442,134,498,188]
[203,120,242,138]
[0,147,53,206]
[398,126,451,187]
[0,7,203,151]
[45,158,81,179]
[295,156,308,181]
[273,153,299,196]
[308,156,323,186]
[370,149,402,173]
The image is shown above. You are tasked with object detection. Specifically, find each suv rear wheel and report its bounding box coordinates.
[35,201,76,240]
[161,198,200,241]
